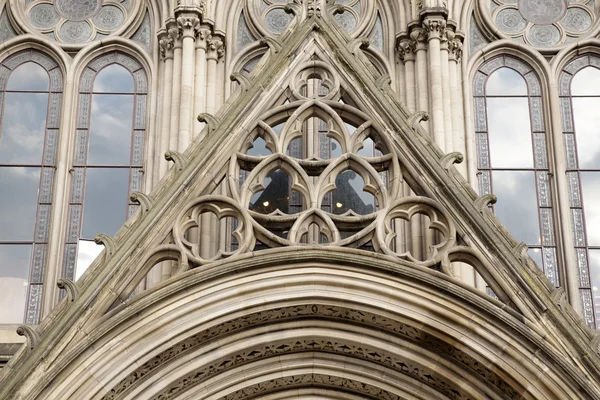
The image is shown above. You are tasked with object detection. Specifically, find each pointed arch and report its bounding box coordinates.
[0,47,64,324]
[61,49,149,285]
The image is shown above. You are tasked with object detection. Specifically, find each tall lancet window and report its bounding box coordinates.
[64,52,147,283]
[559,54,600,329]
[0,51,63,324]
[473,56,558,288]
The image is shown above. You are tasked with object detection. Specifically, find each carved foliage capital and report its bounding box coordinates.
[158,29,175,60]
[422,18,446,40]
[176,15,201,39]
[207,36,225,60]
[448,37,463,62]
[397,39,416,62]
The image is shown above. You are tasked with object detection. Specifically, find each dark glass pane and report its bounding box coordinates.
[249,169,296,214]
[487,98,533,168]
[0,92,48,164]
[571,67,600,96]
[88,94,134,165]
[0,244,31,323]
[0,167,41,241]
[247,137,271,156]
[6,62,49,91]
[93,64,134,93]
[486,67,527,96]
[75,239,103,280]
[580,172,600,246]
[492,170,540,245]
[81,168,129,238]
[572,97,600,169]
[327,170,375,215]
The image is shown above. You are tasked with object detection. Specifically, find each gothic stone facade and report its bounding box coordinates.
[1,0,600,399]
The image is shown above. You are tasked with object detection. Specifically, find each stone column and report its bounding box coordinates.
[440,28,453,153]
[193,28,210,137]
[176,12,201,152]
[411,27,429,132]
[398,38,417,113]
[200,35,225,258]
[448,36,466,176]
[168,21,182,154]
[423,17,446,149]
[206,36,224,115]
[158,29,175,179]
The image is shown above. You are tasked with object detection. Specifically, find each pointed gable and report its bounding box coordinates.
[2,7,600,400]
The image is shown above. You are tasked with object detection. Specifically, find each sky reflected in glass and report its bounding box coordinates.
[0,92,48,164]
[75,239,103,281]
[0,244,30,323]
[580,172,600,246]
[81,168,129,239]
[93,64,134,93]
[486,68,527,96]
[571,67,600,96]
[487,97,533,168]
[492,171,540,245]
[572,98,600,170]
[88,94,134,165]
[6,62,48,91]
[0,167,40,241]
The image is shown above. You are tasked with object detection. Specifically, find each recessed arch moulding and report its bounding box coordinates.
[22,253,585,400]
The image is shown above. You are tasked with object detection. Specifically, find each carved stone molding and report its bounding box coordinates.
[101,304,519,400]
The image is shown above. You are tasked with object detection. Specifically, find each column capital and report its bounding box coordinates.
[422,18,446,41]
[408,26,427,51]
[195,27,212,50]
[176,15,201,39]
[448,37,463,62]
[396,37,416,62]
[174,4,203,39]
[158,28,175,60]
[207,35,225,60]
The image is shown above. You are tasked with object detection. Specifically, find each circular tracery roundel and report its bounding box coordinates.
[17,0,133,45]
[55,0,102,21]
[485,0,597,48]
[244,0,376,38]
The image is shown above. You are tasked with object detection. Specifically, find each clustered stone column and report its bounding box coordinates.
[147,4,226,288]
[396,6,476,287]
[156,4,226,178]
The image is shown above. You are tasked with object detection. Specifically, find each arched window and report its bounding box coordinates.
[64,52,147,282]
[0,50,63,324]
[473,56,558,288]
[559,54,600,328]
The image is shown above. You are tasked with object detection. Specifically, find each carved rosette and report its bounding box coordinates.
[22,0,135,45]
[482,0,597,48]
